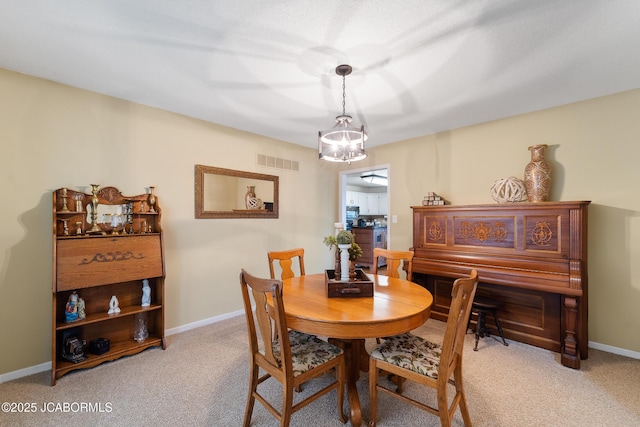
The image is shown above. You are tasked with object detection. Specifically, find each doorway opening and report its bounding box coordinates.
[339,164,390,254]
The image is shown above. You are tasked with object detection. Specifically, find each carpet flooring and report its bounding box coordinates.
[1,315,639,426]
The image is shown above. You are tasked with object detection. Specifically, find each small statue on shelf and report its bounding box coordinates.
[141,279,151,307]
[65,292,86,323]
[77,296,85,319]
[108,295,121,315]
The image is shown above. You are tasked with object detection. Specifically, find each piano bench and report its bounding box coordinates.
[468,296,509,351]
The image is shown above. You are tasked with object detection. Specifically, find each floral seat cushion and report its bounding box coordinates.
[371,333,441,379]
[272,331,343,377]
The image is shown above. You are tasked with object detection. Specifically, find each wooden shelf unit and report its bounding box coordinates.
[51,186,166,385]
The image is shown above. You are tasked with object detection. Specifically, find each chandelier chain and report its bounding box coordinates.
[342,74,346,116]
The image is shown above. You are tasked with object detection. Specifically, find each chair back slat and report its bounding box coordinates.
[268,248,306,280]
[373,248,414,281]
[240,269,290,370]
[439,269,478,377]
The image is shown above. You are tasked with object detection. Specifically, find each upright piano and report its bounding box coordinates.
[411,201,590,368]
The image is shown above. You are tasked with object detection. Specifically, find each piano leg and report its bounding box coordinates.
[561,296,580,369]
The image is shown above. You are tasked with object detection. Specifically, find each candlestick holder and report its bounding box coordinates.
[148,186,156,213]
[88,184,102,233]
[60,218,69,236]
[123,200,134,234]
[59,188,70,213]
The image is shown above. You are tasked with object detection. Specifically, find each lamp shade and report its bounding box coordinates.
[318,115,367,162]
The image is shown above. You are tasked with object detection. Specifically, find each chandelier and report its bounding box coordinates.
[318,64,367,163]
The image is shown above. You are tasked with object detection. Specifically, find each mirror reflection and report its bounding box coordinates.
[195,165,279,219]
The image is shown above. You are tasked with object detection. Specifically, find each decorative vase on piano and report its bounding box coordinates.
[524,144,551,202]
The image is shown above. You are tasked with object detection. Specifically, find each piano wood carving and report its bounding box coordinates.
[411,201,589,369]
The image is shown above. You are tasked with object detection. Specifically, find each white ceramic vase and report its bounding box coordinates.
[338,244,351,281]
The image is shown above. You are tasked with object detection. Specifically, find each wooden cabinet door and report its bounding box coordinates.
[367,195,379,214]
[56,235,163,291]
[358,192,369,213]
[346,191,358,206]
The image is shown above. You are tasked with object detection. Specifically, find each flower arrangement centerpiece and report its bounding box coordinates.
[347,241,363,262]
[322,229,354,246]
[324,230,362,281]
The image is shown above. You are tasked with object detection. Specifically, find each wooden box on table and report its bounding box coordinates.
[325,269,374,298]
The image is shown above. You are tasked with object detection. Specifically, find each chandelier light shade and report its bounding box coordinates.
[319,64,367,163]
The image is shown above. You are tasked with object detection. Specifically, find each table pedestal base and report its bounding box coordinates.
[329,338,369,426]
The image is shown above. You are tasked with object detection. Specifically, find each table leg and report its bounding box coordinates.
[329,338,369,426]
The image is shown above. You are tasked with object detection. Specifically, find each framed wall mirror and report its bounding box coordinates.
[195,164,279,219]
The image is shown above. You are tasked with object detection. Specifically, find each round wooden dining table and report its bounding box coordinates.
[281,273,433,426]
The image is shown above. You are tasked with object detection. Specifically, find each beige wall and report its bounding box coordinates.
[346,89,640,355]
[1,67,639,377]
[0,69,340,375]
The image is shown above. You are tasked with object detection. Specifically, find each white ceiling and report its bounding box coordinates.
[2,1,640,150]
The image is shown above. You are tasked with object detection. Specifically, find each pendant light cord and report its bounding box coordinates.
[342,74,346,116]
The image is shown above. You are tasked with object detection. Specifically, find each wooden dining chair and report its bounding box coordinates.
[268,248,306,280]
[372,248,415,343]
[373,248,414,281]
[239,269,347,427]
[368,270,479,427]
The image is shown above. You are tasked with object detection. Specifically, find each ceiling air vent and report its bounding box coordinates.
[257,154,299,172]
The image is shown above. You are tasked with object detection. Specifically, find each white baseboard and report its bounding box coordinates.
[165,309,244,336]
[0,361,52,384]
[0,310,244,384]
[2,315,637,384]
[589,341,640,360]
